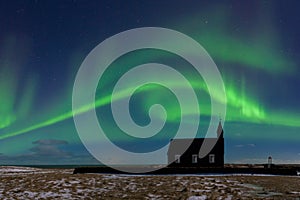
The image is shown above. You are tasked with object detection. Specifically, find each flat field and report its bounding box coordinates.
[0,166,299,199]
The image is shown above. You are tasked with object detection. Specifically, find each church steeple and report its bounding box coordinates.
[217,120,224,138]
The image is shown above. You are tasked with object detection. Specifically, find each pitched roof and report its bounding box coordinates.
[167,138,218,154]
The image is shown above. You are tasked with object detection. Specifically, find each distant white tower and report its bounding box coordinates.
[268,156,272,169]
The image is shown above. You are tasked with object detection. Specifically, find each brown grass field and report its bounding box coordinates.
[0,166,299,199]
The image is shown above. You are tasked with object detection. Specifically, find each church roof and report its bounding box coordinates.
[167,121,224,155]
[167,138,219,155]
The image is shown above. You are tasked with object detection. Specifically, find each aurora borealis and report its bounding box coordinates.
[0,0,299,165]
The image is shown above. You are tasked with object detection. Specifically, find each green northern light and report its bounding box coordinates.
[173,5,296,75]
[1,1,300,165]
[0,67,16,129]
[1,73,299,140]
[0,42,299,139]
[1,13,296,135]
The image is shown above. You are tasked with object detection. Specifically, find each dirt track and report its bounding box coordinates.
[0,166,299,199]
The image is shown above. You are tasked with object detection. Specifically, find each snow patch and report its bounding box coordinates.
[188,195,207,200]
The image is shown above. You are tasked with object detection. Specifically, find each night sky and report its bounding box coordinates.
[0,0,300,165]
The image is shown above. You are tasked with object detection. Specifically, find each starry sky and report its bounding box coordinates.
[0,0,299,165]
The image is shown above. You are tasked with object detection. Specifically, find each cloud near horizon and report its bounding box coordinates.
[30,139,70,157]
[234,143,256,148]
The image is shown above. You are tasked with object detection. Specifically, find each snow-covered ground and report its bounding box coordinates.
[0,166,299,199]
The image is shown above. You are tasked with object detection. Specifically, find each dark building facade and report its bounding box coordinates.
[167,122,224,167]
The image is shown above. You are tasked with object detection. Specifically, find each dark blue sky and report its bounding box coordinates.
[0,0,300,165]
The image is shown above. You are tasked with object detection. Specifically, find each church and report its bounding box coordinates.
[167,121,224,167]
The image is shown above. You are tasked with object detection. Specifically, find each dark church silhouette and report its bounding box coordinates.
[167,121,224,167]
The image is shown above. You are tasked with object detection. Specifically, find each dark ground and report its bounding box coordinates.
[0,166,300,199]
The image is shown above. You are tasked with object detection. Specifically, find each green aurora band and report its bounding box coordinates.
[1,77,299,140]
[173,5,296,74]
[0,68,37,129]
[0,12,298,140]
[0,66,17,129]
